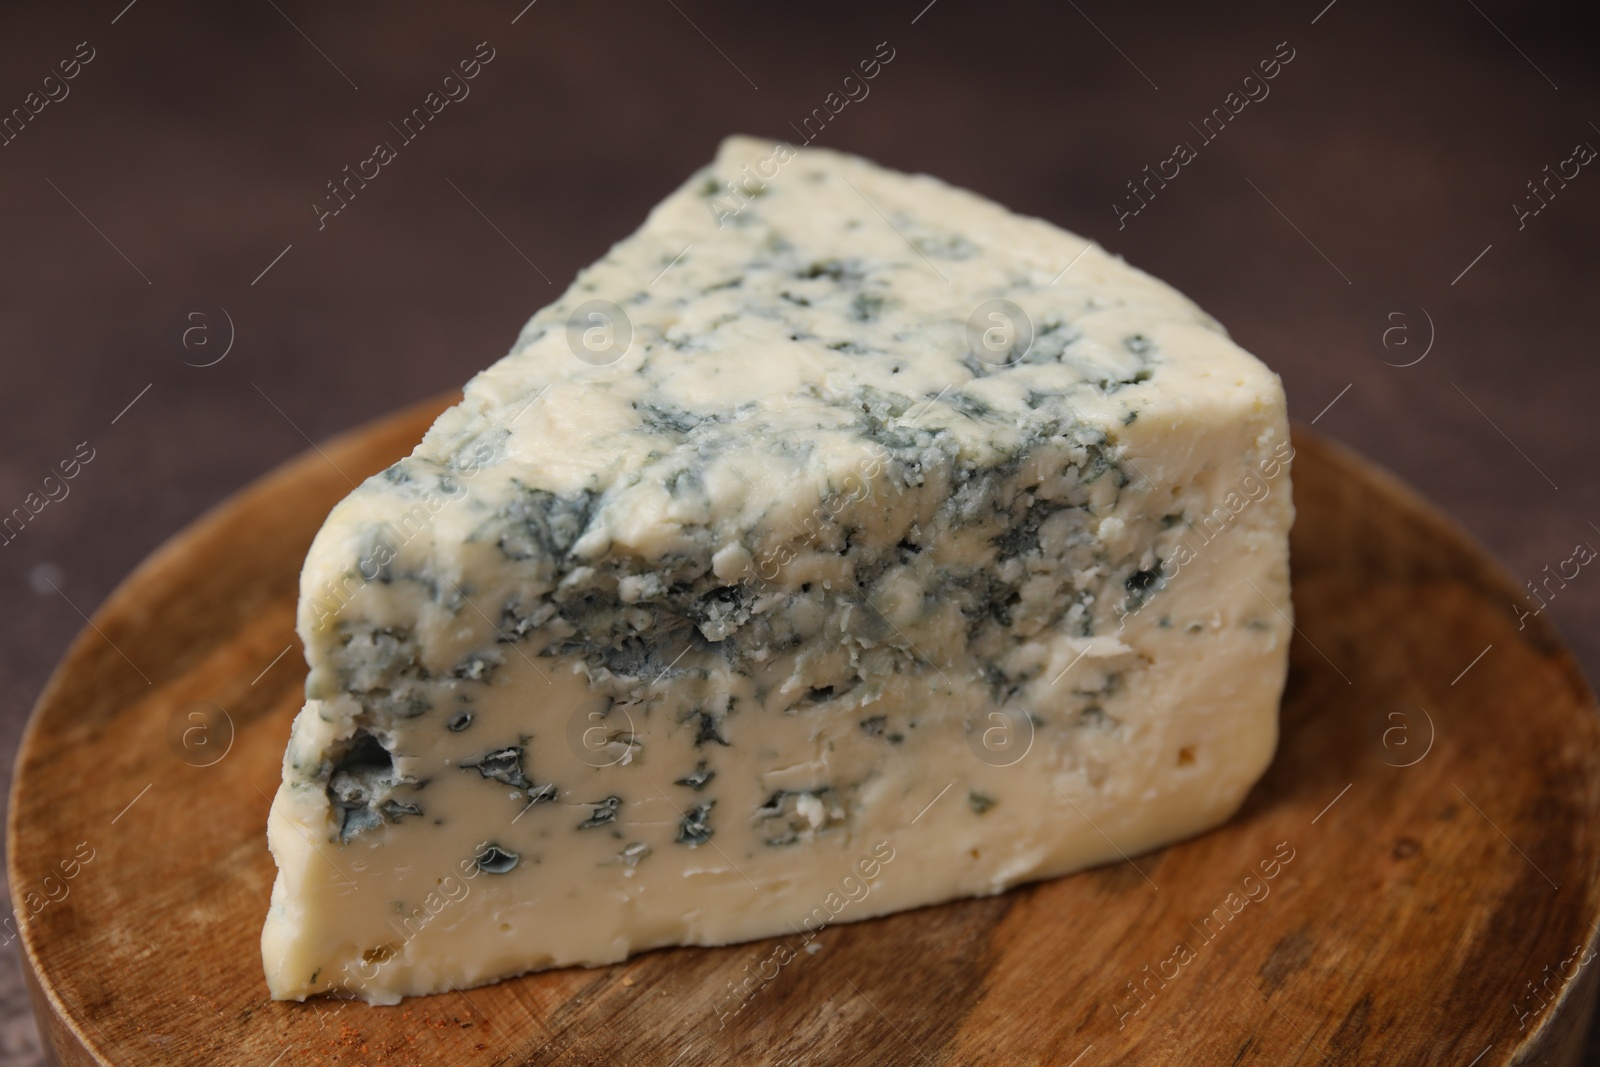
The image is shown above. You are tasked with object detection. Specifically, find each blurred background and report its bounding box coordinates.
[1,0,1596,1061]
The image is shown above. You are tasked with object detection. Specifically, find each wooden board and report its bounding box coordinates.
[10,395,1600,1066]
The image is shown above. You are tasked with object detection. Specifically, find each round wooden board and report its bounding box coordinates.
[10,396,1600,1067]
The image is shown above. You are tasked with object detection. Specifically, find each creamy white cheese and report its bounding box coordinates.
[262,135,1294,1004]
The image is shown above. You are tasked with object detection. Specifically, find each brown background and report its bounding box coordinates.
[0,0,1595,1062]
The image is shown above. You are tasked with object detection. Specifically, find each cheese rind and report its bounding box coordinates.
[262,136,1293,1004]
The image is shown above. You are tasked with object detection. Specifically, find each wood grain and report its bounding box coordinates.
[9,397,1600,1067]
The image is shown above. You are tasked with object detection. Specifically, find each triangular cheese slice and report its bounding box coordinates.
[263,136,1293,1003]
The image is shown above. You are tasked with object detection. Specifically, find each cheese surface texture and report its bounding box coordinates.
[262,136,1294,1003]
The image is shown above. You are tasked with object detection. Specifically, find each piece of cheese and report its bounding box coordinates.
[262,136,1294,1004]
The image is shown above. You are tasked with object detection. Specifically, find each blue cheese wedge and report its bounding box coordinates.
[262,136,1294,1003]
